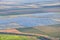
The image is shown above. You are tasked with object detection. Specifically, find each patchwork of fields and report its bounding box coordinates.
[0,0,60,40]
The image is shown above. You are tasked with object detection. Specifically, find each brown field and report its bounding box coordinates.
[0,29,21,33]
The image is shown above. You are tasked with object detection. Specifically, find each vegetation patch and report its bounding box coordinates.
[0,34,37,40]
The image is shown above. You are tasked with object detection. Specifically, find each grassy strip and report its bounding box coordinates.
[0,34,37,40]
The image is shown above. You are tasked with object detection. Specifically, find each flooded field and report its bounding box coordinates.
[0,13,60,29]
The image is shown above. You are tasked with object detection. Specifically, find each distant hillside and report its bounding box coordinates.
[16,24,60,38]
[0,2,60,16]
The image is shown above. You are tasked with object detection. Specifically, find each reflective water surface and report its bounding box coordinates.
[0,13,60,29]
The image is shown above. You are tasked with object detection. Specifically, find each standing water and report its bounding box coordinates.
[0,13,60,29]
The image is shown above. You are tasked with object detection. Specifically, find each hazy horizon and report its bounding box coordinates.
[0,0,59,3]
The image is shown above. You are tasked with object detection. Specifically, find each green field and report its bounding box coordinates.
[0,34,37,40]
[16,24,60,38]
